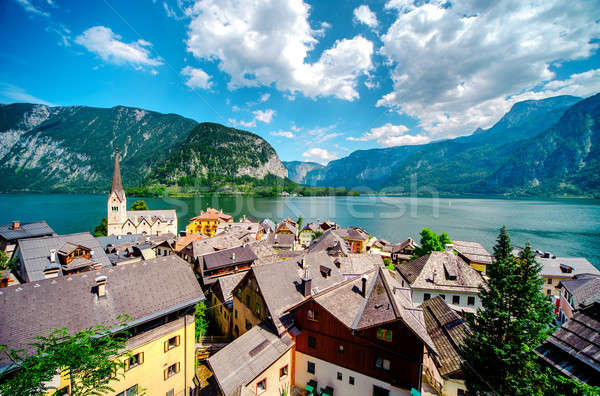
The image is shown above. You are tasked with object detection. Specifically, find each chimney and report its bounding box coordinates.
[49,249,57,263]
[361,275,368,297]
[445,243,454,252]
[11,221,20,230]
[96,275,107,298]
[301,267,312,297]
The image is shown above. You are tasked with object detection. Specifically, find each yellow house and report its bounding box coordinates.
[0,255,204,396]
[186,208,233,237]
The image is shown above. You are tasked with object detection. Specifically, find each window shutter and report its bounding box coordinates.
[176,336,181,347]
[124,358,129,371]
[176,362,180,373]
[139,352,144,365]
[164,340,168,352]
[164,368,168,381]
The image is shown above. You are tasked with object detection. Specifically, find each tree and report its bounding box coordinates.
[296,217,303,231]
[195,302,209,341]
[461,227,554,395]
[412,228,452,257]
[129,200,149,211]
[0,318,131,396]
[0,250,15,271]
[311,231,323,240]
[93,217,107,237]
[383,257,394,270]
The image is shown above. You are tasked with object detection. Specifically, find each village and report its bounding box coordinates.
[0,151,598,396]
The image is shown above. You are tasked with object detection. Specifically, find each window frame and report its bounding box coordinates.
[164,362,180,380]
[467,296,475,306]
[256,378,267,395]
[423,293,431,301]
[452,295,460,305]
[307,308,319,322]
[349,376,355,385]
[376,328,393,342]
[307,361,315,374]
[125,352,144,371]
[164,335,181,352]
[279,364,288,380]
[337,372,343,381]
[308,335,317,349]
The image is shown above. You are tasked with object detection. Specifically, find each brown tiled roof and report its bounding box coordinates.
[213,272,247,303]
[420,296,470,377]
[560,275,600,311]
[184,234,244,259]
[452,241,492,265]
[175,234,205,252]
[202,245,258,271]
[306,229,350,256]
[335,227,369,241]
[382,238,417,253]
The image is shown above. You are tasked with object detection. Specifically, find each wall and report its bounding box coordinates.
[542,276,567,296]
[232,295,263,338]
[210,292,232,337]
[412,289,481,312]
[245,347,293,396]
[295,352,411,396]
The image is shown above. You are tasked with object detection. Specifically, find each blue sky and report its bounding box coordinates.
[1,0,600,164]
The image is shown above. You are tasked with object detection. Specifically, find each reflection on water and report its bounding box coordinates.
[1,193,599,267]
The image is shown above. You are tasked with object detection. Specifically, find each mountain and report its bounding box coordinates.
[283,161,324,184]
[0,104,287,193]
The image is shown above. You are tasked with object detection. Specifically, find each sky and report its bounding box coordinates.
[1,0,600,164]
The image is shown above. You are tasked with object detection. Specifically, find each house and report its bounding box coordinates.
[420,296,470,396]
[299,222,321,247]
[198,245,258,288]
[382,238,419,264]
[178,233,243,265]
[275,219,298,236]
[537,256,600,296]
[186,208,234,237]
[319,221,338,232]
[452,241,493,275]
[535,299,600,386]
[0,220,55,256]
[12,232,112,283]
[209,272,247,338]
[556,274,600,324]
[335,227,370,253]
[107,149,177,236]
[261,219,276,234]
[0,255,205,395]
[216,219,263,241]
[96,233,176,265]
[396,246,485,314]
[269,232,296,252]
[208,322,295,396]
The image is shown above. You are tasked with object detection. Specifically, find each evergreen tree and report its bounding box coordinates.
[462,227,554,395]
[93,217,107,237]
[129,200,149,211]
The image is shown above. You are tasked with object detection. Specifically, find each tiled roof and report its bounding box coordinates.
[452,241,492,265]
[213,272,247,303]
[335,227,369,241]
[208,322,294,396]
[306,229,350,256]
[17,233,112,282]
[535,301,600,385]
[301,222,320,233]
[270,233,295,247]
[560,275,600,310]
[126,210,176,225]
[420,296,470,377]
[538,257,600,278]
[276,221,298,235]
[0,255,204,365]
[202,245,258,271]
[0,221,55,242]
[382,238,417,253]
[184,234,244,259]
[174,234,205,252]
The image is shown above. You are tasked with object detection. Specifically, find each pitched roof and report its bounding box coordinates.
[213,272,247,304]
[535,301,600,385]
[276,221,298,235]
[452,241,492,265]
[174,234,205,252]
[110,150,125,200]
[0,221,55,242]
[0,255,204,364]
[335,227,369,241]
[301,222,320,233]
[420,296,470,377]
[538,257,600,278]
[560,275,600,310]
[17,233,112,282]
[202,245,258,271]
[398,251,485,293]
[126,210,176,224]
[208,322,294,396]
[184,234,244,259]
[382,238,417,253]
[269,233,295,248]
[306,229,350,256]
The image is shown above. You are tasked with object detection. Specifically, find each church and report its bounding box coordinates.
[107,150,177,236]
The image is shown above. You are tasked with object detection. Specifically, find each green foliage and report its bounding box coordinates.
[129,200,149,211]
[383,257,394,270]
[93,217,107,237]
[461,227,555,395]
[412,228,452,258]
[195,302,209,341]
[0,317,132,396]
[0,250,15,271]
[311,231,323,240]
[297,217,303,231]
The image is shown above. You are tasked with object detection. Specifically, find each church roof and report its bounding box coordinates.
[110,150,125,201]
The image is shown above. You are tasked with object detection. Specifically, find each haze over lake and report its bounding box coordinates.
[1,193,599,268]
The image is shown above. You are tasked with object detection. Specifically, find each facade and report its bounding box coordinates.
[335,227,370,253]
[186,208,233,237]
[275,219,298,236]
[107,150,177,236]
[0,255,204,395]
[299,222,320,247]
[452,240,492,275]
[0,220,55,256]
[382,238,419,264]
[209,272,246,337]
[556,274,600,324]
[537,256,600,296]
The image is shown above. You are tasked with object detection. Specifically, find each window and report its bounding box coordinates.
[116,385,138,396]
[308,335,317,348]
[452,295,460,305]
[245,320,252,330]
[235,310,238,319]
[337,372,343,381]
[256,378,267,395]
[307,361,315,374]
[164,336,180,352]
[457,389,466,396]
[423,293,431,301]
[166,390,174,396]
[373,385,390,396]
[245,295,250,306]
[375,357,391,371]
[307,308,319,321]
[547,289,551,295]
[440,294,446,300]
[164,362,180,380]
[349,376,355,385]
[547,278,553,284]
[126,352,144,370]
[256,302,261,314]
[467,296,475,306]
[338,345,344,354]
[376,328,392,342]
[279,365,288,380]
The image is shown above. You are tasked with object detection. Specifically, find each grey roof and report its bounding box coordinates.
[452,241,493,265]
[382,238,417,253]
[17,233,112,282]
[208,322,294,396]
[0,255,204,364]
[261,219,276,232]
[184,234,244,259]
[126,210,176,224]
[212,272,247,303]
[275,220,298,235]
[334,227,369,241]
[300,222,320,233]
[269,233,295,248]
[538,257,600,278]
[0,221,55,242]
[202,245,258,271]
[306,229,350,256]
[95,234,144,249]
[560,274,600,310]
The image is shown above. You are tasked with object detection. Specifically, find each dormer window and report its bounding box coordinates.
[376,328,392,342]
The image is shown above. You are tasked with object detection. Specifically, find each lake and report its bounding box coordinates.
[1,193,599,268]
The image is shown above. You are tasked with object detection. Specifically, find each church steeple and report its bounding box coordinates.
[107,147,127,235]
[111,147,125,200]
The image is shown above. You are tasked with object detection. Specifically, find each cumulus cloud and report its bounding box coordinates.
[348,123,429,147]
[185,0,374,101]
[302,148,338,164]
[181,66,212,89]
[76,26,163,70]
[353,5,378,28]
[253,109,275,124]
[271,130,295,138]
[377,0,600,138]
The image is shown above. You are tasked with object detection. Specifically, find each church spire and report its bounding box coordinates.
[111,147,125,198]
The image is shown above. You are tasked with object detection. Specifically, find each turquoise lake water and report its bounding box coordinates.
[1,193,599,267]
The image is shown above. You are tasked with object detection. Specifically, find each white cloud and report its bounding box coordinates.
[229,118,256,128]
[253,109,275,124]
[348,123,430,147]
[290,125,301,132]
[302,148,338,164]
[181,66,212,89]
[315,132,343,143]
[0,82,55,106]
[46,23,71,46]
[377,0,600,138]
[259,93,270,103]
[185,0,374,101]
[271,130,295,138]
[75,26,163,70]
[14,0,49,17]
[353,5,378,28]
